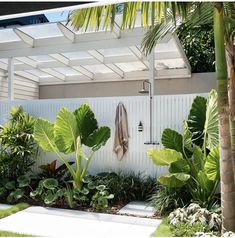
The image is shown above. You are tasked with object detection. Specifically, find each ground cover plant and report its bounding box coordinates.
[148,90,220,213]
[152,203,222,237]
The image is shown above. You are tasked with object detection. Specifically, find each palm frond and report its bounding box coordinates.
[141,17,181,56]
[69,2,192,31]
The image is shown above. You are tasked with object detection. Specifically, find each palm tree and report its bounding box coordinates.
[70,2,235,232]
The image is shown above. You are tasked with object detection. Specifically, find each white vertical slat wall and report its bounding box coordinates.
[0,93,206,178]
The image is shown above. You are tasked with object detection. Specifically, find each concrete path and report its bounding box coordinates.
[0,206,161,237]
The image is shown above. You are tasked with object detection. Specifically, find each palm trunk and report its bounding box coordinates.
[214,3,235,232]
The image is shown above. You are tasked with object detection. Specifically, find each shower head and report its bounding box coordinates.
[138,81,150,94]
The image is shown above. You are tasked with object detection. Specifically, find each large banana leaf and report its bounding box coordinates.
[204,90,218,150]
[74,104,98,144]
[187,96,207,147]
[147,148,183,166]
[161,128,183,153]
[85,127,111,151]
[54,108,79,154]
[205,145,220,181]
[34,118,56,152]
[158,173,190,188]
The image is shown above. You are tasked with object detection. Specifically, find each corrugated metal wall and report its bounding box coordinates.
[0,93,206,177]
[0,75,39,100]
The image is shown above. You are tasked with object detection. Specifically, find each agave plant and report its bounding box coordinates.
[148,90,219,208]
[34,103,110,189]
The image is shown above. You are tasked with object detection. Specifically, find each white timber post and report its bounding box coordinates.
[8,57,14,100]
[149,49,155,143]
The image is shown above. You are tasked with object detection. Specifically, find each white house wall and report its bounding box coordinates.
[0,75,39,100]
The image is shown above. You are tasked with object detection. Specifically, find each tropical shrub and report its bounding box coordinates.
[178,23,215,73]
[38,160,74,181]
[173,222,212,237]
[148,185,190,216]
[0,175,31,203]
[0,106,38,180]
[91,185,114,211]
[148,90,219,208]
[92,172,156,204]
[168,203,222,236]
[33,103,110,189]
[30,178,62,205]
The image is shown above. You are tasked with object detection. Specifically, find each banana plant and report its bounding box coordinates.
[34,103,110,189]
[147,90,220,208]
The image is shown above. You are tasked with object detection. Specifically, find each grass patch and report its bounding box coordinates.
[151,218,173,237]
[0,203,29,219]
[0,230,33,237]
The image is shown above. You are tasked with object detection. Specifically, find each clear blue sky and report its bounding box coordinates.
[45,11,69,22]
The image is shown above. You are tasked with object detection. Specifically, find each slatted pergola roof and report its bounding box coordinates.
[0,15,191,86]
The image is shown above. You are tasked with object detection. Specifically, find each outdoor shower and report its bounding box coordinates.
[139,80,158,145]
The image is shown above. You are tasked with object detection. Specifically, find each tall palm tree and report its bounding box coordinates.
[70,2,235,232]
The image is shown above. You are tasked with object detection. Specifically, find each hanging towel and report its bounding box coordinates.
[114,102,129,160]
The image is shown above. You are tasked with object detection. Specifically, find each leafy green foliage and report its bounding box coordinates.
[178,23,215,73]
[161,129,183,153]
[34,103,111,189]
[158,173,190,188]
[91,185,114,211]
[38,160,74,181]
[187,96,207,147]
[0,175,31,203]
[147,90,219,209]
[149,185,190,216]
[0,106,38,180]
[173,222,211,237]
[30,178,60,205]
[205,146,220,181]
[91,172,156,204]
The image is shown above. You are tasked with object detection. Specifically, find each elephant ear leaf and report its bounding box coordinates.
[187,96,207,147]
[204,90,218,150]
[205,145,220,181]
[85,127,111,151]
[34,118,56,152]
[54,108,79,154]
[169,159,190,173]
[158,173,190,188]
[161,128,183,153]
[74,104,98,144]
[183,121,193,152]
[147,148,183,166]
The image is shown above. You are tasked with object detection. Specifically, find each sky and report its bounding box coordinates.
[45,10,69,23]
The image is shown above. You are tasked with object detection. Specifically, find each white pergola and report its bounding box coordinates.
[0,15,191,100]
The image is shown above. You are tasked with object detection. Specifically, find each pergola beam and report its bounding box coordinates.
[129,46,149,68]
[13,28,34,47]
[57,22,76,43]
[50,53,94,79]
[88,50,124,78]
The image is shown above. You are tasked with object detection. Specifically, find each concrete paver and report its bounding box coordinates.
[0,205,161,237]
